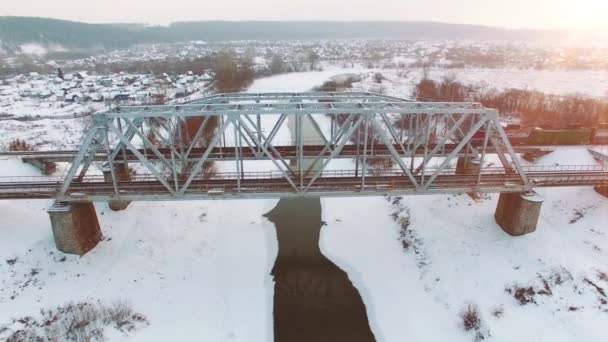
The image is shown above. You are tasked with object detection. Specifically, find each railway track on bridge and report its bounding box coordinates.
[1,166,606,201]
[0,144,559,162]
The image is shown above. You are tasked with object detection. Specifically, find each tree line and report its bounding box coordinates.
[413,76,608,128]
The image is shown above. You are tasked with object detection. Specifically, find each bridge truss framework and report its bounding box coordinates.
[2,92,606,202]
[52,92,536,201]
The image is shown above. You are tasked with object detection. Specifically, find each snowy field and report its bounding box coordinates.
[342,66,608,100]
[1,69,608,341]
[2,65,608,151]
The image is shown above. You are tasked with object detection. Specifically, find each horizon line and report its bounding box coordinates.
[2,15,607,33]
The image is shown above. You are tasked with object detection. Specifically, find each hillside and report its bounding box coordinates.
[0,17,146,52]
[1,16,599,55]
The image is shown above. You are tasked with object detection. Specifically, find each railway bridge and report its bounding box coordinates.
[1,92,607,255]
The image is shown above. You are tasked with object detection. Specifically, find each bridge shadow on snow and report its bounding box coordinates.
[264,198,376,342]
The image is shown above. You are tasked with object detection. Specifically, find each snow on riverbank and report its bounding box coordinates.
[0,159,278,342]
[1,69,608,341]
[321,146,608,342]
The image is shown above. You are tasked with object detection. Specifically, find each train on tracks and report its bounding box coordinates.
[472,124,608,146]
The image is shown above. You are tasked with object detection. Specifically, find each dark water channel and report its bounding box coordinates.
[264,198,376,342]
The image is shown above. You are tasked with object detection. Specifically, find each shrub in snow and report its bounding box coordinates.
[0,301,148,342]
[7,139,33,152]
[459,304,489,341]
[507,285,537,305]
[373,72,384,83]
[460,304,481,331]
[506,268,575,306]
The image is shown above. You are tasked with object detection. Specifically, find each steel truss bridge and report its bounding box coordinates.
[1,92,607,202]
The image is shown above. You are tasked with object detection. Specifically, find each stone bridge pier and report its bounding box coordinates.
[456,156,481,199]
[102,163,132,211]
[595,185,608,198]
[494,191,544,236]
[455,156,481,176]
[47,201,102,255]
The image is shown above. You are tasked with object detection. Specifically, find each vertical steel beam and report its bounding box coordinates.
[257,114,262,154]
[297,113,303,188]
[361,114,370,189]
[102,127,119,195]
[234,119,241,192]
[476,121,492,187]
[60,126,103,195]
[169,122,179,192]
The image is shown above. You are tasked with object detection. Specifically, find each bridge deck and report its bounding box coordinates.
[1,166,606,201]
[0,144,559,163]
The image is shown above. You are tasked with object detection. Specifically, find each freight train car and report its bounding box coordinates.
[527,128,594,145]
[470,125,608,146]
[594,124,608,144]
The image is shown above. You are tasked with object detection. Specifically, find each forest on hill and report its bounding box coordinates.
[0,16,593,53]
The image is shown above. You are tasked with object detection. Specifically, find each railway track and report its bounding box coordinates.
[1,168,606,201]
[0,143,584,163]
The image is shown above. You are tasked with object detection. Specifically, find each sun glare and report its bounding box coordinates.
[552,0,608,30]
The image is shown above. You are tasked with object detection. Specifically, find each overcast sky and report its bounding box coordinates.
[2,0,608,31]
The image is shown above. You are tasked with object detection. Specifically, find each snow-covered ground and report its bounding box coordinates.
[2,65,607,150]
[1,69,608,341]
[343,66,608,100]
[322,147,608,341]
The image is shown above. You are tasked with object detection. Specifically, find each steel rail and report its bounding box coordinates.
[0,168,605,201]
[0,144,565,163]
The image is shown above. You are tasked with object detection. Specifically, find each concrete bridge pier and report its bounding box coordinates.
[494,191,544,236]
[102,163,131,211]
[47,201,102,255]
[456,156,481,198]
[456,156,481,175]
[22,158,57,175]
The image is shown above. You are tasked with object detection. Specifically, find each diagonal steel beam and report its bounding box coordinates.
[238,114,293,172]
[110,118,144,161]
[235,117,299,191]
[60,126,103,195]
[304,115,366,191]
[369,118,420,187]
[447,114,480,158]
[263,114,288,149]
[149,119,183,160]
[413,113,469,175]
[380,113,409,156]
[108,122,175,194]
[493,119,529,185]
[75,134,105,181]
[300,113,356,176]
[124,118,173,170]
[305,114,329,145]
[179,116,234,194]
[183,115,211,160]
[424,117,490,188]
